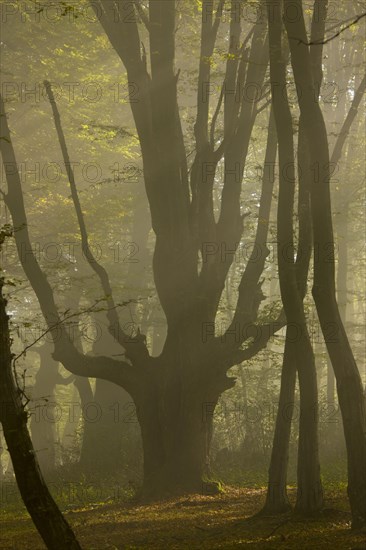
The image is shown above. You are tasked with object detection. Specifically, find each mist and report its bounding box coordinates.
[0,1,365,548]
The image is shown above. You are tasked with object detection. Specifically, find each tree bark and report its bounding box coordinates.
[267,0,322,515]
[283,0,366,528]
[135,342,223,499]
[29,344,58,475]
[0,240,82,550]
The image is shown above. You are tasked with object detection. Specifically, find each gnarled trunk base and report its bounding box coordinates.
[135,359,225,500]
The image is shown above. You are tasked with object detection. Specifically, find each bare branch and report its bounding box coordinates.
[43,81,150,364]
[212,0,226,37]
[12,298,134,366]
[290,11,366,46]
[222,311,286,371]
[0,94,139,393]
[210,83,224,147]
[330,73,366,165]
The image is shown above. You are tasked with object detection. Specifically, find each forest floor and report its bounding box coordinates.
[1,485,366,549]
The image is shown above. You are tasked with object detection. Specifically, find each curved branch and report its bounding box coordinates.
[227,312,286,368]
[290,11,366,46]
[43,81,150,365]
[0,94,138,395]
[330,73,366,165]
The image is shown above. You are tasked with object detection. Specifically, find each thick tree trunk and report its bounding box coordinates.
[138,402,213,498]
[136,335,225,499]
[0,263,82,550]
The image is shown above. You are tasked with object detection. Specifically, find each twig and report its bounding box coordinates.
[266,517,291,539]
[12,298,137,365]
[290,12,366,46]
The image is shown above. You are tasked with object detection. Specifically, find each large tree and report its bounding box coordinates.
[1,1,284,498]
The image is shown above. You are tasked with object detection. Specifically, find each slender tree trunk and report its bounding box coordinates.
[267,1,322,515]
[61,385,81,462]
[326,355,335,405]
[80,378,136,472]
[283,0,366,528]
[0,431,4,479]
[73,375,94,467]
[264,343,296,512]
[30,344,58,475]
[263,112,314,514]
[78,311,141,472]
[0,254,82,550]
